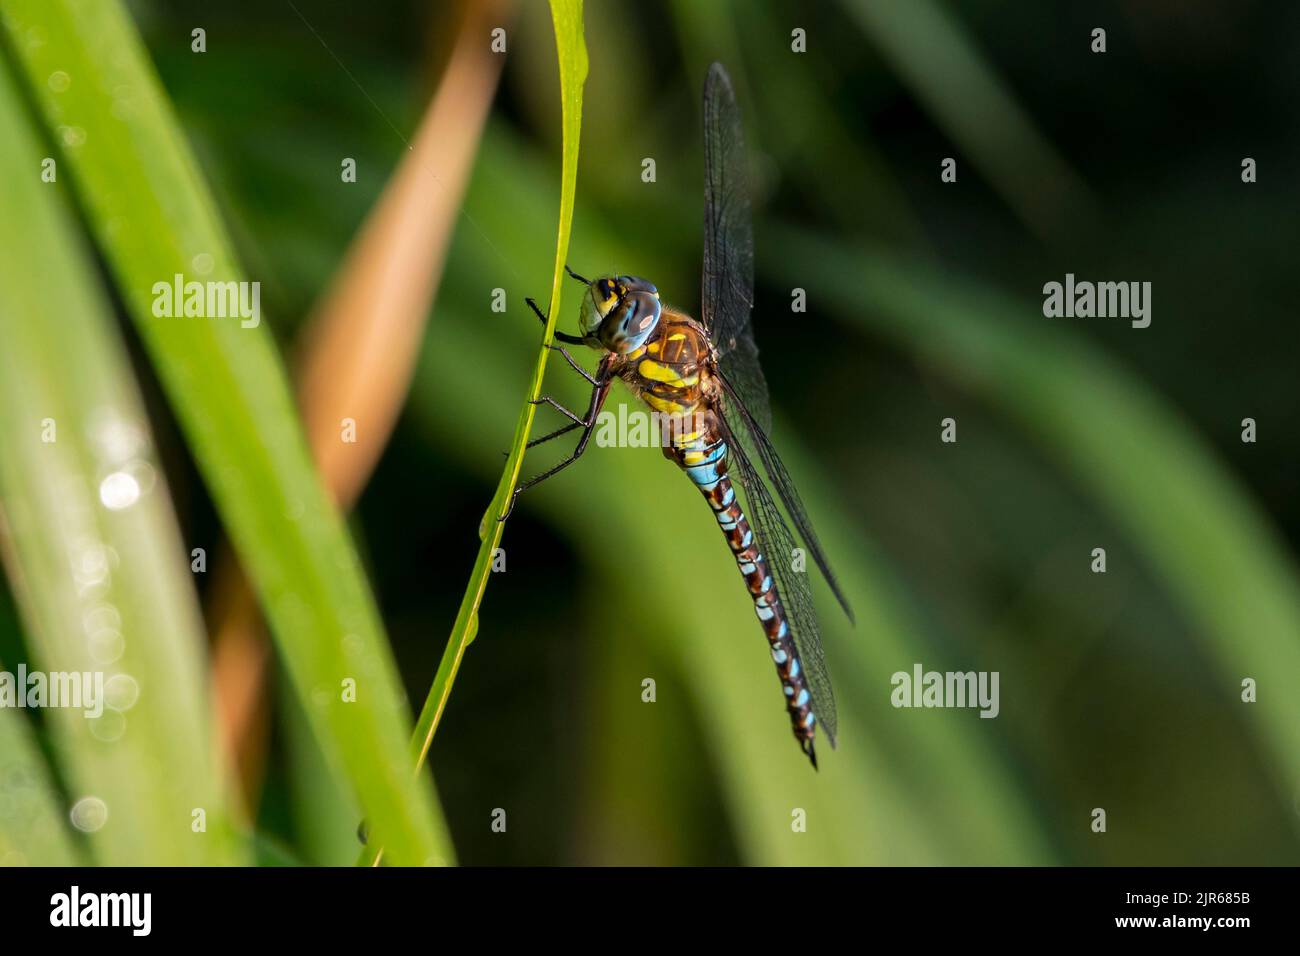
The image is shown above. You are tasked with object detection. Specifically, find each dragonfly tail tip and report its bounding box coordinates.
[803,739,819,771]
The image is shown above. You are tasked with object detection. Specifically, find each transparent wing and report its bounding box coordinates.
[715,410,837,745]
[701,63,774,434]
[719,372,855,623]
[701,62,853,624]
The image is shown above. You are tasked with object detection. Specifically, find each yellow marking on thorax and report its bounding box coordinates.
[637,358,699,389]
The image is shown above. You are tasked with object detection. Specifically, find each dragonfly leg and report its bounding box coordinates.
[526,295,585,346]
[499,297,596,456]
[524,296,549,328]
[499,421,580,460]
[502,434,590,520]
[501,364,613,521]
[546,345,598,385]
[531,395,586,426]
[527,421,580,448]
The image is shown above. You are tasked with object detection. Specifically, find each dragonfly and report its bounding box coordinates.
[510,62,853,768]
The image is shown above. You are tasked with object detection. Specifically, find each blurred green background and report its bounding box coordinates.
[1,0,1298,865]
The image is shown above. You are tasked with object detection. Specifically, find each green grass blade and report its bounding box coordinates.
[359,0,587,867]
[0,0,450,865]
[0,57,243,865]
[841,0,1091,238]
[0,710,82,866]
[774,230,1300,816]
[283,679,362,866]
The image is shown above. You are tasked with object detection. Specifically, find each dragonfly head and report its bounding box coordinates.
[578,275,661,354]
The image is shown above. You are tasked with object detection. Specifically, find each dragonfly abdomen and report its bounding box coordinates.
[628,315,824,765]
[696,465,821,765]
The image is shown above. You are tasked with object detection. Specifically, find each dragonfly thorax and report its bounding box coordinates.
[579,274,662,354]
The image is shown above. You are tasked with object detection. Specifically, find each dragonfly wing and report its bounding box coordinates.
[719,373,855,623]
[716,410,838,745]
[702,62,853,622]
[702,61,782,444]
[717,322,774,436]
